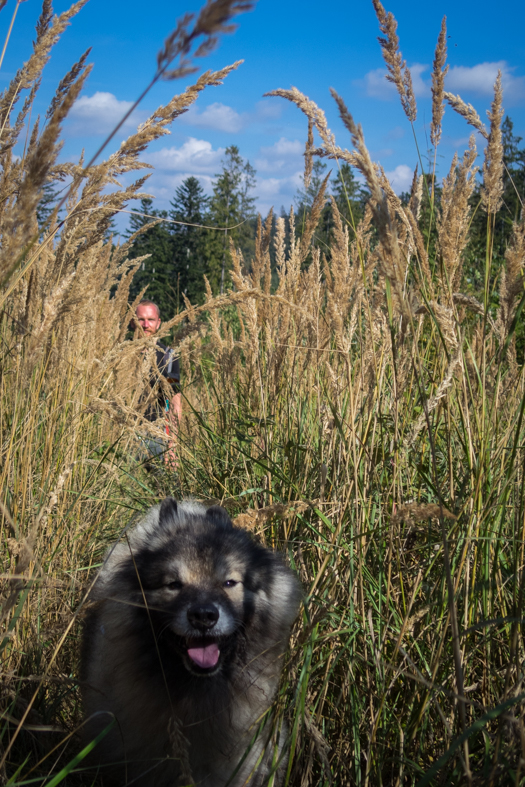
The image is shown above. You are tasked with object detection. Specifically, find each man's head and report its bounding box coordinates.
[133,300,161,337]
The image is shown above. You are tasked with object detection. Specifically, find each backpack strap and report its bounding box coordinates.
[161,348,179,386]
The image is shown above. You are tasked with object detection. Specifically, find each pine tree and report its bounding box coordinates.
[206,146,257,293]
[127,198,175,319]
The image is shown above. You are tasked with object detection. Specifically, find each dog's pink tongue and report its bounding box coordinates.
[187,642,220,669]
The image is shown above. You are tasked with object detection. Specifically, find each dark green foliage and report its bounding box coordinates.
[127,198,175,319]
[331,162,366,234]
[36,180,60,230]
[500,116,525,235]
[295,160,328,212]
[126,149,258,311]
[104,214,118,246]
[169,176,209,305]
[206,145,257,293]
[294,161,367,260]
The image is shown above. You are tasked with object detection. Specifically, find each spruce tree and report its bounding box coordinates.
[331,162,366,235]
[294,160,331,255]
[127,198,175,319]
[36,181,60,230]
[206,146,257,293]
[499,116,525,237]
[169,176,209,305]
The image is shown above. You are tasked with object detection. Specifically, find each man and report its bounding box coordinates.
[132,299,181,466]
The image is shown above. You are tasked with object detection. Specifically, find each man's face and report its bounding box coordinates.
[134,304,161,337]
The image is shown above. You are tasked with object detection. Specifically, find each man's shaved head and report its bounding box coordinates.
[137,299,160,318]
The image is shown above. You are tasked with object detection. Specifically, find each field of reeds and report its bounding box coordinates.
[1,0,525,784]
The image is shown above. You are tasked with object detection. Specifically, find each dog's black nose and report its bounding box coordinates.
[187,603,219,630]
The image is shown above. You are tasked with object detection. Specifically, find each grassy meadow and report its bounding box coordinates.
[1,0,525,784]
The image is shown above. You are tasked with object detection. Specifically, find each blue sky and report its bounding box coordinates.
[2,0,524,235]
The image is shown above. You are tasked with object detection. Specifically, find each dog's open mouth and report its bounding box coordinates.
[186,638,220,670]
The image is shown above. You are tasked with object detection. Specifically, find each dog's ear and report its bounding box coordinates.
[159,497,179,529]
[206,505,233,530]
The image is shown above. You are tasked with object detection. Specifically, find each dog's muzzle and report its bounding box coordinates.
[185,603,221,670]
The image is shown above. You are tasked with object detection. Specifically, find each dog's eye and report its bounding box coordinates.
[166,580,183,591]
[224,579,238,588]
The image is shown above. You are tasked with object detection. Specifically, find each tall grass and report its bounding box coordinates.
[1,0,525,785]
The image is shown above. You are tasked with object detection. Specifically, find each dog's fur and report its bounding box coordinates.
[81,498,301,786]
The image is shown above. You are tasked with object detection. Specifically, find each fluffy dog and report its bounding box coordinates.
[81,498,301,786]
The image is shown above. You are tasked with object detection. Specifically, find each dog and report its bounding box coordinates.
[81,497,302,786]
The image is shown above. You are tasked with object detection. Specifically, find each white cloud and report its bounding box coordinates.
[134,139,225,210]
[446,61,525,102]
[358,60,525,105]
[145,138,224,176]
[409,64,428,97]
[181,102,244,133]
[150,174,216,200]
[360,63,429,100]
[68,91,140,135]
[384,164,413,194]
[361,67,396,100]
[180,99,283,133]
[254,172,304,216]
[255,138,303,173]
[138,135,303,217]
[263,138,303,156]
[257,172,303,198]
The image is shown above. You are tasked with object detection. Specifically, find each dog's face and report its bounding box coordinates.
[138,540,249,676]
[115,499,288,677]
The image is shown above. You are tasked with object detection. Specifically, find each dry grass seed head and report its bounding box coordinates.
[329,89,409,316]
[303,119,315,190]
[0,0,88,154]
[405,345,463,448]
[6,58,242,384]
[233,502,309,540]
[265,86,362,173]
[274,215,286,279]
[372,0,416,122]
[499,217,525,334]
[298,173,330,265]
[0,58,92,290]
[157,0,254,80]
[405,200,433,295]
[391,503,457,527]
[444,92,488,139]
[414,301,459,352]
[329,89,407,317]
[437,136,478,294]
[481,71,504,214]
[430,17,448,148]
